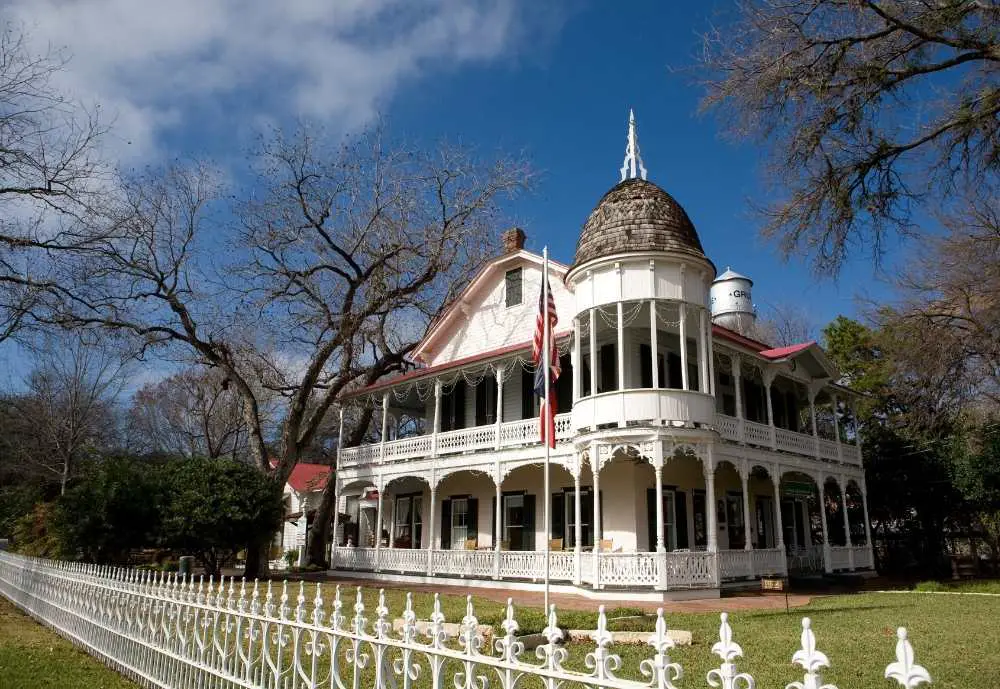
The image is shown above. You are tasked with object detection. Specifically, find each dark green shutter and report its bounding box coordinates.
[453,382,466,430]
[556,354,572,412]
[476,377,497,426]
[668,352,682,390]
[441,499,452,550]
[467,498,479,545]
[551,492,565,542]
[521,368,534,419]
[646,488,656,551]
[491,496,497,546]
[640,344,653,388]
[676,491,689,549]
[523,494,536,551]
[599,344,616,392]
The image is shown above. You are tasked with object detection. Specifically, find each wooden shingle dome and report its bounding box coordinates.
[569,178,708,273]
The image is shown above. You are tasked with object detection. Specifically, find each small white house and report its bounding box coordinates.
[274,462,333,568]
[329,113,872,600]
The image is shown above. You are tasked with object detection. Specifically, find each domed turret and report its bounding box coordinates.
[569,177,708,275]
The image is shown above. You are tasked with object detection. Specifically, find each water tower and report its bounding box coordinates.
[711,267,756,335]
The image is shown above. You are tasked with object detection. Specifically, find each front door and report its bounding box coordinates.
[726,493,745,550]
[756,496,774,549]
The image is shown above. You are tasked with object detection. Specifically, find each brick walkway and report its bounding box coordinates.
[294,573,812,613]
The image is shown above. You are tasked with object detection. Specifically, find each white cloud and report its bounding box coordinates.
[8,0,532,162]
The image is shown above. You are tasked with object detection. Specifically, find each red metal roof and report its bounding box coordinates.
[711,323,770,352]
[758,341,817,360]
[286,462,332,493]
[342,330,572,399]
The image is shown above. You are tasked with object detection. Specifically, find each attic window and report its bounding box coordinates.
[505,268,522,307]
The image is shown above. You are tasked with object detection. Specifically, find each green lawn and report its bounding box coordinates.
[2,585,996,689]
[0,597,137,689]
[326,584,996,689]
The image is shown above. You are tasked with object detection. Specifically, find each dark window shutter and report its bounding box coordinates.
[441,499,452,550]
[467,498,479,544]
[676,491,688,550]
[599,344,617,392]
[523,494,536,551]
[657,354,666,387]
[556,354,572,412]
[453,382,466,430]
[521,368,534,419]
[640,344,653,388]
[646,488,656,551]
[491,496,497,546]
[476,376,497,426]
[668,352,682,390]
[582,354,592,397]
[551,493,565,541]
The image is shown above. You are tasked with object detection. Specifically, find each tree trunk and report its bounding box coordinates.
[306,482,338,568]
[242,540,271,579]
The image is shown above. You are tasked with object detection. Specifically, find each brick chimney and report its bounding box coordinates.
[501,227,526,253]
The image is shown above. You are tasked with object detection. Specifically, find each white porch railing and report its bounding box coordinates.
[715,414,864,466]
[0,552,928,689]
[340,413,573,467]
[787,544,826,573]
[853,544,874,569]
[830,546,852,571]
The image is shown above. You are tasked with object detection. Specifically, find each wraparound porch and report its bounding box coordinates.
[329,545,874,591]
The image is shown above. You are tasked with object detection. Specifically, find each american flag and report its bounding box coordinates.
[532,269,560,448]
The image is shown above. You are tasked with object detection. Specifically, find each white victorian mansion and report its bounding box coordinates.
[326,112,873,600]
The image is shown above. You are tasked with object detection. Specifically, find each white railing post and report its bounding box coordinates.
[427,481,437,576]
[764,369,777,450]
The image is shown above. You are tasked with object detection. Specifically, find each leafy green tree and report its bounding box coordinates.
[159,458,284,576]
[52,456,163,564]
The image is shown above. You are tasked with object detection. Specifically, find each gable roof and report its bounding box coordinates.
[286,462,333,493]
[411,249,569,365]
[759,340,838,379]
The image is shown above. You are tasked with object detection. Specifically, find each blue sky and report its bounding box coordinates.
[2,0,901,385]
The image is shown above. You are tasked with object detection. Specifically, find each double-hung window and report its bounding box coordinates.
[451,498,469,549]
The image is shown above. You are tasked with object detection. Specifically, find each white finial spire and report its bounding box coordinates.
[620,108,647,182]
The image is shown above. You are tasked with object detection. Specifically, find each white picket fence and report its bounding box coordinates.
[0,551,930,689]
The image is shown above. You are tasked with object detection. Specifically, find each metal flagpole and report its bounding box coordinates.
[542,247,551,612]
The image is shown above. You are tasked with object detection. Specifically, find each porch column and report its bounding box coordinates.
[387,498,395,549]
[297,504,309,566]
[832,394,843,462]
[740,462,752,552]
[573,466,582,585]
[860,477,874,566]
[589,308,598,429]
[426,481,437,575]
[771,469,785,550]
[733,356,745,441]
[591,442,602,590]
[432,380,442,457]
[616,301,626,426]
[374,481,384,570]
[572,317,582,402]
[704,451,718,553]
[817,475,832,573]
[649,300,659,389]
[809,386,820,459]
[379,393,390,464]
[494,369,504,450]
[764,370,777,450]
[706,309,716,396]
[494,466,502,580]
[330,406,345,566]
[699,309,710,394]
[839,474,854,571]
[654,442,667,591]
[679,303,689,390]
